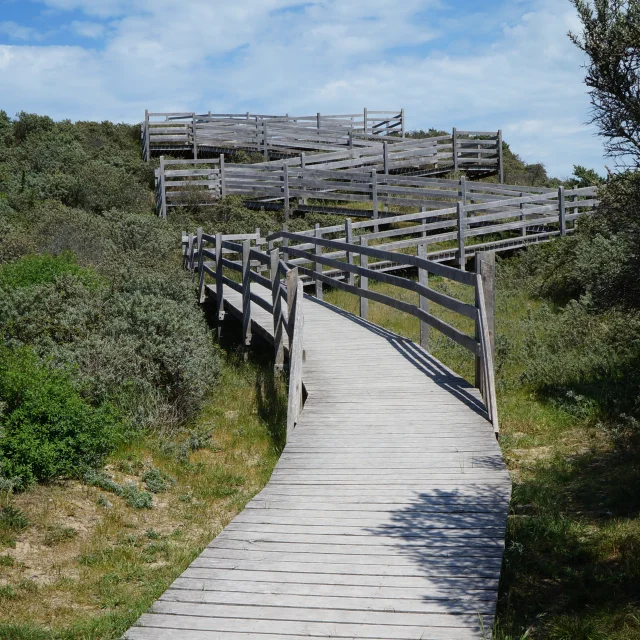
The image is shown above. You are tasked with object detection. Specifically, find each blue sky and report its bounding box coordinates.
[0,0,604,178]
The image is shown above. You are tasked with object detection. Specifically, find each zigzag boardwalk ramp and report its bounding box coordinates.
[125,284,511,640]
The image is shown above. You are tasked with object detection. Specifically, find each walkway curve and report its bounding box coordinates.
[125,284,511,640]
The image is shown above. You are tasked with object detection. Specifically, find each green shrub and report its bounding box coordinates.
[0,346,122,487]
[84,470,153,509]
[0,505,29,531]
[142,467,175,493]
[121,484,153,509]
[0,252,99,290]
[0,254,219,430]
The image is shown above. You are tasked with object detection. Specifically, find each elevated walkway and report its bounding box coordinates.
[125,279,511,640]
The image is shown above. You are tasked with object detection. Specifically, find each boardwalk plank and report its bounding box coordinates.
[124,283,510,640]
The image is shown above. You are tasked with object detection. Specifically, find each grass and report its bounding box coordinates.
[0,322,286,640]
[324,269,640,640]
[1,241,638,638]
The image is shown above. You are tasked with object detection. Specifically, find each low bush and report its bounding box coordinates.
[0,346,122,487]
[84,470,153,509]
[0,254,220,430]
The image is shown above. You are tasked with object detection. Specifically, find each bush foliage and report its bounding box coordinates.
[0,112,222,488]
[0,347,122,487]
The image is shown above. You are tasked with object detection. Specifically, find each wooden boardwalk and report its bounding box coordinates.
[125,283,511,640]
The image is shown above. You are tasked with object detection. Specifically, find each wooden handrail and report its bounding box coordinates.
[186,229,501,432]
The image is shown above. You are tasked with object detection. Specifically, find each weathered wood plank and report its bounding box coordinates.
[125,275,510,640]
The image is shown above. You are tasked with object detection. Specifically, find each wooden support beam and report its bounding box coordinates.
[283,163,290,221]
[371,170,379,233]
[282,223,289,261]
[187,233,195,275]
[418,244,429,351]
[452,127,458,173]
[220,154,226,199]
[286,268,304,438]
[270,248,285,371]
[314,224,323,300]
[558,186,566,236]
[144,109,150,162]
[197,227,205,303]
[263,121,269,161]
[475,251,495,392]
[159,156,167,219]
[457,202,466,271]
[498,129,504,184]
[192,112,198,160]
[360,236,369,320]
[460,175,467,206]
[345,218,354,287]
[241,239,252,346]
[215,232,224,338]
[383,141,389,175]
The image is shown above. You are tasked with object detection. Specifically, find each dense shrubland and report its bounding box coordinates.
[0,113,223,490]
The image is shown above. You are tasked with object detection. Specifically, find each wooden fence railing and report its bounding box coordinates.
[183,229,500,435]
[157,157,514,220]
[143,109,405,161]
[183,230,304,436]
[178,187,596,281]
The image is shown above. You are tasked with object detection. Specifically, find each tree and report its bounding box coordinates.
[570,0,640,167]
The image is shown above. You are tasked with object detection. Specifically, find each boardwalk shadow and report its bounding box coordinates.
[364,487,510,629]
[307,296,488,420]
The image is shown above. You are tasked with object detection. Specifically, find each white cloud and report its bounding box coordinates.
[70,21,106,39]
[0,0,605,176]
[0,21,42,41]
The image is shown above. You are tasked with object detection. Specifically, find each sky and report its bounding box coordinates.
[0,0,605,178]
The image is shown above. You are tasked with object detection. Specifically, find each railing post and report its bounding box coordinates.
[188,232,195,276]
[270,248,285,371]
[348,129,353,149]
[401,108,405,139]
[159,156,167,219]
[263,121,269,161]
[371,170,379,232]
[286,268,304,438]
[418,244,429,351]
[283,163,290,221]
[457,202,466,271]
[192,112,198,160]
[215,232,224,338]
[197,228,206,303]
[314,223,323,300]
[558,186,566,236]
[363,107,368,135]
[359,237,369,320]
[383,141,389,175]
[497,129,504,184]
[317,112,321,135]
[144,109,150,162]
[452,127,458,172]
[182,230,188,269]
[282,223,289,262]
[241,239,252,347]
[255,116,260,153]
[220,154,227,199]
[475,251,495,390]
[460,175,467,206]
[520,192,526,237]
[345,218,355,286]
[299,154,307,205]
